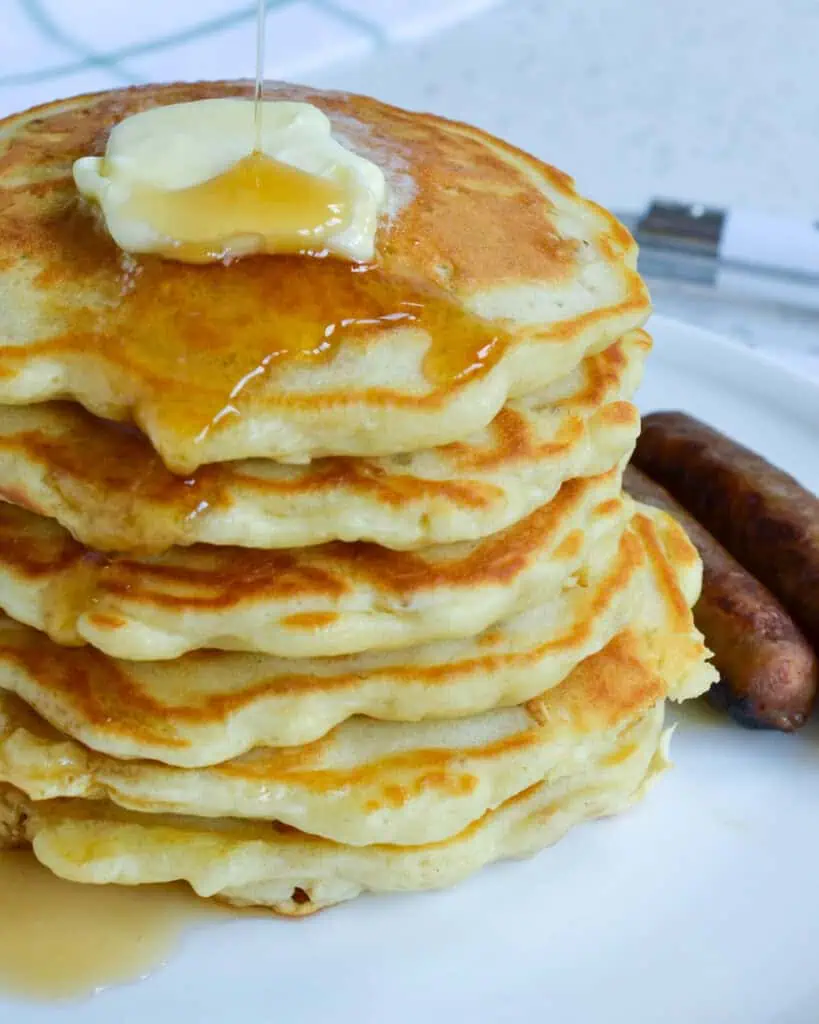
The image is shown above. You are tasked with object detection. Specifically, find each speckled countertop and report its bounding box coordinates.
[313,0,819,379]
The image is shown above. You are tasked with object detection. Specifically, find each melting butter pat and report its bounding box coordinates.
[73,98,386,263]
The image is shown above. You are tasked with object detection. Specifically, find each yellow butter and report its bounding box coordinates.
[73,98,386,263]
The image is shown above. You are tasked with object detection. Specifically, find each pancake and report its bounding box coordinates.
[0,510,713,766]
[0,708,666,914]
[0,82,649,472]
[0,332,647,554]
[0,468,629,660]
[0,627,707,847]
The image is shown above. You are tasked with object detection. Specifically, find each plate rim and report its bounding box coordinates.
[647,313,819,428]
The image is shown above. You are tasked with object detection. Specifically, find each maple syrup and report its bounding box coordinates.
[10,15,519,469]
[128,151,352,262]
[125,0,355,263]
[41,228,504,458]
[0,849,225,1001]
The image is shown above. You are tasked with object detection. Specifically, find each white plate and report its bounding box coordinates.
[6,315,819,1024]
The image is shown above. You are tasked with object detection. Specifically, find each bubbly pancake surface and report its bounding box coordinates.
[0,82,649,471]
[0,332,648,553]
[0,467,629,660]
[0,508,714,766]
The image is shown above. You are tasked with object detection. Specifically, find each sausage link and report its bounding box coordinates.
[633,411,819,651]
[625,465,817,730]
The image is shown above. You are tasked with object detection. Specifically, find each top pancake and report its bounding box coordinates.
[0,81,649,472]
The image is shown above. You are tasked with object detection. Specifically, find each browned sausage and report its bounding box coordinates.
[625,465,817,730]
[633,411,819,652]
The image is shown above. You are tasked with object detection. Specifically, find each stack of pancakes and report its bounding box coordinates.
[0,83,715,914]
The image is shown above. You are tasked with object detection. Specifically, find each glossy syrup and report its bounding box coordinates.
[129,152,352,262]
[0,850,225,1001]
[127,0,352,264]
[43,220,504,456]
[15,0,509,465]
